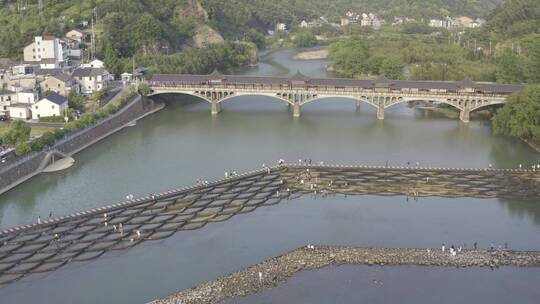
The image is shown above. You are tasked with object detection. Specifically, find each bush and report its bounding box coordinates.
[53,128,66,140]
[42,131,56,146]
[30,138,45,152]
[138,83,152,96]
[15,141,32,156]
[3,120,31,146]
[38,116,66,123]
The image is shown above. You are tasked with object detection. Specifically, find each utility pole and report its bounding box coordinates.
[38,0,43,16]
[91,8,96,60]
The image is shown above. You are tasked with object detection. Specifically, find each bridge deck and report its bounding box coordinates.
[0,164,538,284]
[151,74,523,94]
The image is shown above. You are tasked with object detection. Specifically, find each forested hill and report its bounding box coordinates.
[0,0,505,59]
[486,0,540,39]
[0,0,208,59]
[202,0,503,39]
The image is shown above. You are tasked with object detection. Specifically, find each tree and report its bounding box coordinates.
[380,57,404,79]
[138,83,152,96]
[496,49,525,83]
[294,30,317,48]
[68,91,86,112]
[134,13,162,53]
[329,37,370,78]
[3,120,31,146]
[104,41,124,77]
[41,131,56,147]
[15,141,32,156]
[524,36,540,83]
[492,84,540,141]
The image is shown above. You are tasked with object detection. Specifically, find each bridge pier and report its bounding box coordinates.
[355,100,361,112]
[459,108,470,123]
[377,104,385,120]
[211,101,221,115]
[293,103,301,118]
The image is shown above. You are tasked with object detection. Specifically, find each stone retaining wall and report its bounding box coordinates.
[0,95,160,194]
[150,245,540,304]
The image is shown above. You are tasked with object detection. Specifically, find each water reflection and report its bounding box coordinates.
[229,265,540,304]
[0,47,539,304]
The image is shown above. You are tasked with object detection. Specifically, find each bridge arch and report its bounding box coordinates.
[217,93,295,106]
[147,91,213,104]
[300,96,379,109]
[384,97,464,111]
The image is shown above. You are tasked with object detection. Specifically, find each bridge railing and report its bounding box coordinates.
[149,83,509,100]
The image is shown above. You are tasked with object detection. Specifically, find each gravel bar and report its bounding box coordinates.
[149,245,540,304]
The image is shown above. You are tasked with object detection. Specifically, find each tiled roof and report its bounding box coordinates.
[150,74,524,93]
[43,93,68,105]
[72,68,106,77]
[50,73,72,82]
[34,68,62,76]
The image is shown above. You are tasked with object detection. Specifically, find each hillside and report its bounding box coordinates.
[486,0,540,39]
[0,0,224,60]
[202,0,503,39]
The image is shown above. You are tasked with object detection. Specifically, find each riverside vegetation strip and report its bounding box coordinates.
[149,245,540,304]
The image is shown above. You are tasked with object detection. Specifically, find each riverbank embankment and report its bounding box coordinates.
[150,245,540,304]
[0,96,164,195]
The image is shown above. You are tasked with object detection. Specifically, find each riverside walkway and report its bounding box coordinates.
[0,164,539,285]
[149,72,523,122]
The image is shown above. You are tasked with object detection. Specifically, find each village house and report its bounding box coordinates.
[275,23,287,32]
[341,11,360,26]
[470,18,486,28]
[15,89,38,104]
[31,93,69,120]
[65,29,88,45]
[40,73,78,96]
[8,104,32,120]
[0,90,16,113]
[7,75,37,91]
[300,19,323,29]
[429,16,483,29]
[23,36,67,69]
[392,16,416,26]
[72,67,111,94]
[80,59,105,69]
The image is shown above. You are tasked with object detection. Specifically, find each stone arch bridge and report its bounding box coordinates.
[148,72,522,123]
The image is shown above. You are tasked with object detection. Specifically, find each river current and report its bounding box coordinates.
[0,48,539,303]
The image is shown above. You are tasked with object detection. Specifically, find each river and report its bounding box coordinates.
[0,48,539,303]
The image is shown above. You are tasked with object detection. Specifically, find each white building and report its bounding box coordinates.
[72,67,111,94]
[0,90,16,113]
[23,36,67,69]
[276,23,287,31]
[12,64,34,75]
[32,93,69,120]
[80,59,105,68]
[16,90,38,104]
[121,72,133,86]
[65,29,88,45]
[429,19,444,28]
[8,104,32,120]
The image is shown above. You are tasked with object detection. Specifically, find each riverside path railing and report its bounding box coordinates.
[0,164,539,285]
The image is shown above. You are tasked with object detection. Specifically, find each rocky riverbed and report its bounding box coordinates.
[149,246,540,304]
